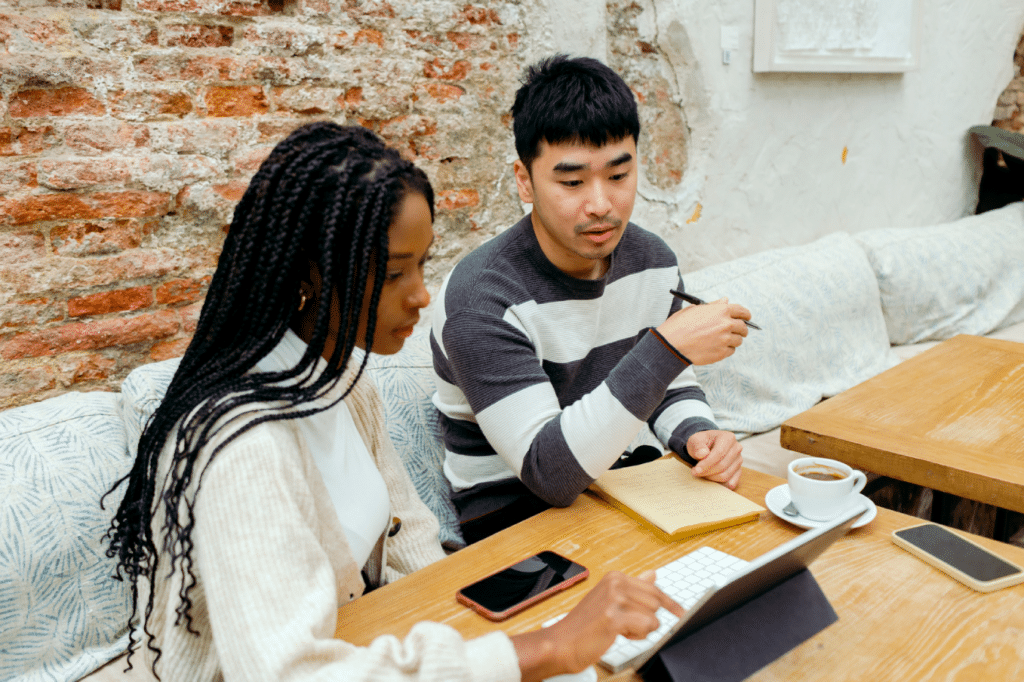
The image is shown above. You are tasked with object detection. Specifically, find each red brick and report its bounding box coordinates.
[296,0,330,13]
[134,54,234,81]
[0,191,171,225]
[0,126,56,156]
[10,87,105,118]
[0,161,38,195]
[340,87,363,107]
[273,86,342,115]
[135,53,326,84]
[68,286,153,317]
[38,158,134,190]
[424,58,470,81]
[60,353,119,386]
[0,365,56,402]
[378,115,437,139]
[354,29,384,47]
[351,1,394,18]
[243,24,325,53]
[137,0,279,16]
[437,189,480,211]
[109,90,193,119]
[212,181,248,202]
[2,249,179,296]
[70,16,155,47]
[136,0,203,10]
[0,14,71,47]
[447,32,484,50]
[179,302,203,332]
[422,82,464,104]
[155,276,211,305]
[0,298,64,330]
[150,336,191,361]
[165,23,233,47]
[64,122,150,154]
[232,146,273,173]
[0,309,180,359]
[205,86,270,117]
[153,120,239,155]
[50,219,144,256]
[459,6,500,25]
[0,231,46,262]
[256,119,306,142]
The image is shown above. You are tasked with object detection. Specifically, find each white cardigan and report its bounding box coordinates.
[137,366,520,681]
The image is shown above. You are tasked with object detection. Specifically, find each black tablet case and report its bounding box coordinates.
[640,568,837,682]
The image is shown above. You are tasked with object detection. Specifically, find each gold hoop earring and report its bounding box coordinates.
[298,288,309,312]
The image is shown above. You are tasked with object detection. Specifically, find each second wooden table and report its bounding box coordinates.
[781,334,1024,513]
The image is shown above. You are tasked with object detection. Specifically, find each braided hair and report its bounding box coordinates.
[103,121,434,671]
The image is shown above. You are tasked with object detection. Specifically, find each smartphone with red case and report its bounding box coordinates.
[456,550,589,621]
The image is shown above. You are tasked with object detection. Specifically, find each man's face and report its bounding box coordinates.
[514,136,638,280]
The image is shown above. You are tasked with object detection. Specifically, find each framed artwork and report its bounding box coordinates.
[753,0,922,73]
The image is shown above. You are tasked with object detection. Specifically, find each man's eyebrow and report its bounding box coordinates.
[552,152,634,173]
[606,152,633,168]
[553,160,587,173]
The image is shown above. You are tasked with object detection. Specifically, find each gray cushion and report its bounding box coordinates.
[854,201,1024,345]
[685,232,899,437]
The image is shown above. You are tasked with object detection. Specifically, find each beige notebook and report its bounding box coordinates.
[589,456,765,540]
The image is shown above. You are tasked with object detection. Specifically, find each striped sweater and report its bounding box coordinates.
[430,215,718,508]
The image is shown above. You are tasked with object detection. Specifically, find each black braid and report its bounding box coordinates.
[102,122,434,677]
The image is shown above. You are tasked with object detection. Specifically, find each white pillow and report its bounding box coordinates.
[684,232,899,437]
[853,202,1024,345]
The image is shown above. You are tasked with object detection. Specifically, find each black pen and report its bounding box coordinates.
[670,289,762,330]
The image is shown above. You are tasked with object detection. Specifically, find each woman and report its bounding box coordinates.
[105,122,680,681]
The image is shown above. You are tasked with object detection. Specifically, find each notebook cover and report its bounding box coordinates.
[588,456,765,540]
[640,568,838,682]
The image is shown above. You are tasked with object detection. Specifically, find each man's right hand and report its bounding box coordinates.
[656,298,750,365]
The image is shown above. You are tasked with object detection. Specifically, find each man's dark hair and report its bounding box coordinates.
[103,121,432,676]
[511,54,640,172]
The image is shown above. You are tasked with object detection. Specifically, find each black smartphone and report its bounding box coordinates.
[456,550,589,621]
[892,522,1024,593]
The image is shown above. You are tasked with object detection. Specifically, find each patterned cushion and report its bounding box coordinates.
[119,358,181,462]
[854,201,1024,345]
[0,391,132,682]
[366,329,465,550]
[684,232,899,437]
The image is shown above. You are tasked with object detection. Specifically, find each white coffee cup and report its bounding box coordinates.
[787,457,867,521]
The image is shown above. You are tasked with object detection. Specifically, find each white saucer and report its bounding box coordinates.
[765,484,876,529]
[543,667,597,682]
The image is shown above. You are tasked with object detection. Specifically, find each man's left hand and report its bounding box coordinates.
[686,430,742,489]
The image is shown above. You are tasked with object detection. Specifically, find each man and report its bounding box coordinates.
[431,55,751,542]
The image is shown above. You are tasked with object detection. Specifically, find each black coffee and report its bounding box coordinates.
[797,468,846,481]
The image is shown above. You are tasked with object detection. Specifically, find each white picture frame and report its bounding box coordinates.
[753,0,922,73]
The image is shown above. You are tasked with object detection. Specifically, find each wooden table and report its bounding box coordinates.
[335,468,1024,680]
[781,335,1024,514]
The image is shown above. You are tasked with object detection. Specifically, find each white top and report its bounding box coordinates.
[255,329,390,567]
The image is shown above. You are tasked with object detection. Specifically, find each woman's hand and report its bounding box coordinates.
[511,569,684,681]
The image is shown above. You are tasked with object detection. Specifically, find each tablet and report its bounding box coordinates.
[625,502,866,673]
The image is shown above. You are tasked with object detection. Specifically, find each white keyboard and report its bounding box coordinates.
[545,546,749,673]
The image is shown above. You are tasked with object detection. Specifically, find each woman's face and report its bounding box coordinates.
[354,190,434,355]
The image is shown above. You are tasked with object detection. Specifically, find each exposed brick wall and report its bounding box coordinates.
[993,30,1024,132]
[0,0,532,408]
[7,0,1012,412]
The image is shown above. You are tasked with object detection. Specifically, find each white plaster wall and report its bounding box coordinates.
[519,0,1024,273]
